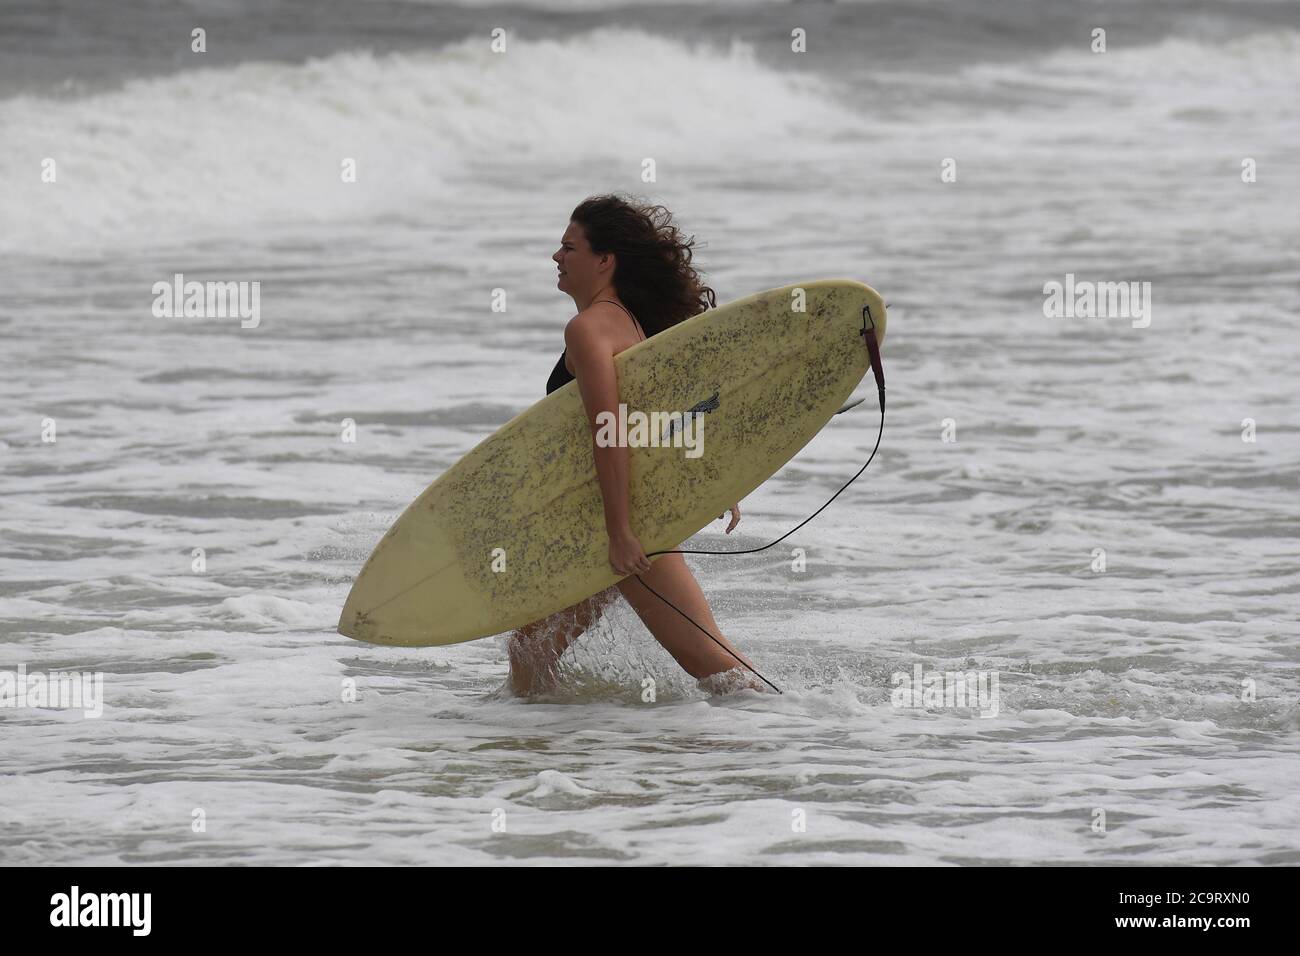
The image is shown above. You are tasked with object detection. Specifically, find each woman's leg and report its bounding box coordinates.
[506,587,618,696]
[615,552,766,691]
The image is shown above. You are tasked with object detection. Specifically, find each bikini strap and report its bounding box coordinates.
[592,298,645,342]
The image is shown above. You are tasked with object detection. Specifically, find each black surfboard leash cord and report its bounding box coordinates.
[633,305,888,695]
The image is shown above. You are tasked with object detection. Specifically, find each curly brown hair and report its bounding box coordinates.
[568,194,717,337]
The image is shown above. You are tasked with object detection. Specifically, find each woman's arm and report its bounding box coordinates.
[565,317,651,576]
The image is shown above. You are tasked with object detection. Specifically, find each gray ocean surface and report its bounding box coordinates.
[1,0,1299,865]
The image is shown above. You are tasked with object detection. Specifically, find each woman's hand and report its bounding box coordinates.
[608,526,652,576]
[717,503,741,534]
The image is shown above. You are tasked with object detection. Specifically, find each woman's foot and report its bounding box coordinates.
[696,666,770,696]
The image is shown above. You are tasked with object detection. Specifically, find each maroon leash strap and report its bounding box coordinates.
[862,303,886,413]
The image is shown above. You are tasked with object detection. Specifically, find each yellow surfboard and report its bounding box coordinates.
[339,279,886,646]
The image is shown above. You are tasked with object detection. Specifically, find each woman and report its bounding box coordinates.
[506,194,766,697]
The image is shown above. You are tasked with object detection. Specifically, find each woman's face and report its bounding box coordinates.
[553,221,611,297]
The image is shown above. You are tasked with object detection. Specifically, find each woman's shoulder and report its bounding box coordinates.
[563,309,610,354]
[564,301,629,344]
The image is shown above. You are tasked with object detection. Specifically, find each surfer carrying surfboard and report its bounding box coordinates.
[506,194,766,697]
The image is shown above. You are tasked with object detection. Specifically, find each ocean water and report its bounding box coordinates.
[1,0,1298,866]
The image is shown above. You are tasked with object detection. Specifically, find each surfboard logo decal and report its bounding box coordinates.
[665,390,720,439]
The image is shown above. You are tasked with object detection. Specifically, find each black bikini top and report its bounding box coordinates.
[545,299,645,395]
